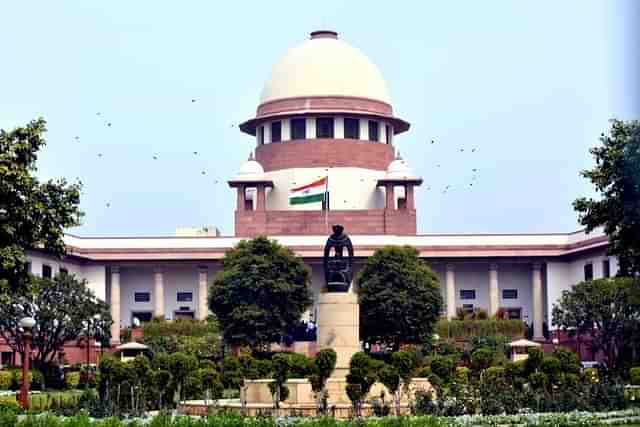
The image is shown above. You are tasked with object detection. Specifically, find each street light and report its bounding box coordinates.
[18,316,35,410]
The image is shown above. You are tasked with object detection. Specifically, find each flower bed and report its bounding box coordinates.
[0,410,639,427]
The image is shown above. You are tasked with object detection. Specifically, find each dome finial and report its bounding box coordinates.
[310,30,338,40]
[248,151,254,161]
[395,150,402,160]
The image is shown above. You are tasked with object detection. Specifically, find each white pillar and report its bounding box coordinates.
[446,264,456,320]
[198,266,208,321]
[154,267,165,320]
[532,262,544,340]
[359,119,368,141]
[110,267,120,344]
[334,117,344,139]
[489,263,499,317]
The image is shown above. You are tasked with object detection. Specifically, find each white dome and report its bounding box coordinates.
[260,32,392,105]
[238,160,264,176]
[386,155,417,179]
[235,155,265,179]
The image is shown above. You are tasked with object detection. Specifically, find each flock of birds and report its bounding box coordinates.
[68,101,484,210]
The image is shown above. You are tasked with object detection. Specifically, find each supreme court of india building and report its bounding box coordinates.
[24,31,616,355]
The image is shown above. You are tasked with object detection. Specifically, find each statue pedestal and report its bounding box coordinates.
[317,291,359,378]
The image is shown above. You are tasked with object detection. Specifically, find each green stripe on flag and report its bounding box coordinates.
[289,193,326,205]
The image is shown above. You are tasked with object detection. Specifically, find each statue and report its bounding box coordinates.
[323,224,354,292]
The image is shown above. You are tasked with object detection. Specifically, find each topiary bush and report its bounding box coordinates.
[0,371,12,390]
[471,347,494,371]
[64,371,81,389]
[430,355,455,381]
[630,367,640,385]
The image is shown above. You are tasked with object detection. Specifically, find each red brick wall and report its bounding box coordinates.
[235,209,416,237]
[255,139,395,172]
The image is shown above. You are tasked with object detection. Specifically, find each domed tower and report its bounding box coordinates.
[231,31,422,236]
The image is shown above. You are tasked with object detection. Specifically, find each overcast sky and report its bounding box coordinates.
[1,1,638,236]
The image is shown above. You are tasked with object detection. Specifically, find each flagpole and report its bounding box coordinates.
[324,170,329,233]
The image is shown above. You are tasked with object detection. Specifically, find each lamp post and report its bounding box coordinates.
[19,316,35,410]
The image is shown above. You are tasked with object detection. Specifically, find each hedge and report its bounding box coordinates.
[142,319,217,338]
[435,319,525,340]
[0,411,639,427]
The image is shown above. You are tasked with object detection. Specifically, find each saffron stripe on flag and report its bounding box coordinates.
[290,177,327,193]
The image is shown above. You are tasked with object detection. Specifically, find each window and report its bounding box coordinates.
[462,304,474,314]
[59,268,68,276]
[316,118,334,138]
[177,292,193,302]
[584,263,594,281]
[460,289,476,300]
[258,126,264,145]
[502,289,518,299]
[504,308,522,320]
[602,259,610,278]
[368,121,379,141]
[42,264,52,279]
[131,312,152,323]
[134,292,150,303]
[244,199,253,210]
[270,121,281,143]
[385,125,392,144]
[344,118,360,139]
[290,118,306,140]
[26,262,32,273]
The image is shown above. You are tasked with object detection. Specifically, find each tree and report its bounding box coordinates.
[0,273,111,370]
[392,348,419,413]
[552,277,640,371]
[268,353,290,410]
[357,246,443,347]
[0,118,83,292]
[573,119,640,276]
[209,236,312,349]
[169,352,198,404]
[345,352,379,417]
[308,348,337,415]
[378,364,400,415]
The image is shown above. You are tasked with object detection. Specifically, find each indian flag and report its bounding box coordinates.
[289,177,328,206]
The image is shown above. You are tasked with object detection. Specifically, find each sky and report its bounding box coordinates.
[1,1,638,237]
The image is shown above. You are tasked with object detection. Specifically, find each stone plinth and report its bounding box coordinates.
[317,291,359,377]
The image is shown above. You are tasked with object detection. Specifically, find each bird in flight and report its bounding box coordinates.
[153,155,158,160]
[201,171,206,175]
[74,136,79,141]
[96,112,101,116]
[191,99,197,103]
[430,139,435,144]
[98,153,103,158]
[471,148,477,152]
[106,122,112,127]
[193,151,198,156]
[106,203,111,208]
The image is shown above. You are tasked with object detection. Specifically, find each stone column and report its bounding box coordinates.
[385,183,394,210]
[532,262,544,340]
[110,267,121,344]
[236,185,246,211]
[317,292,359,378]
[255,185,266,211]
[489,263,499,317]
[198,266,208,321]
[446,264,456,320]
[154,267,165,320]
[405,184,415,210]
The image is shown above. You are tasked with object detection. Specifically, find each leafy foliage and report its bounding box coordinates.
[0,118,83,293]
[552,277,640,371]
[0,273,111,368]
[435,319,526,340]
[574,119,640,276]
[210,236,312,349]
[357,246,443,346]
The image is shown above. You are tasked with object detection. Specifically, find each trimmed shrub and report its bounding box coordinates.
[64,371,81,389]
[435,319,526,339]
[471,347,494,371]
[430,356,455,381]
[553,346,581,375]
[0,371,12,390]
[11,370,33,391]
[630,367,640,385]
[455,366,470,384]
